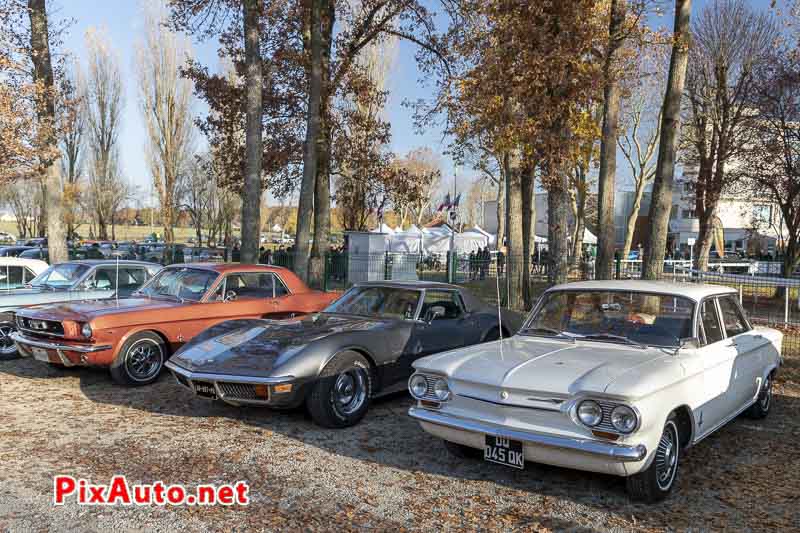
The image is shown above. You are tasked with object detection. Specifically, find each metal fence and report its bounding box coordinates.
[315,251,800,357]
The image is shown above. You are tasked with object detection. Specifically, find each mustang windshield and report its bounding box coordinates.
[29,263,90,289]
[136,267,217,302]
[324,286,421,320]
[524,290,695,347]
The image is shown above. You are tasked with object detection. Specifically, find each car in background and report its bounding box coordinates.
[13,264,339,385]
[408,280,783,502]
[0,258,48,291]
[19,247,91,262]
[0,260,160,359]
[23,238,46,247]
[0,246,35,257]
[167,281,521,428]
[0,232,15,244]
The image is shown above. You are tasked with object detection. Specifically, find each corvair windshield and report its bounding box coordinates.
[135,267,218,302]
[522,290,695,348]
[324,286,422,320]
[29,263,90,289]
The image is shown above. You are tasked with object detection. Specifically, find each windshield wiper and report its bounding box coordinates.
[579,333,646,349]
[521,326,575,341]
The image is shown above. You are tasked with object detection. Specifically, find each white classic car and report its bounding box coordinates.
[408,280,783,502]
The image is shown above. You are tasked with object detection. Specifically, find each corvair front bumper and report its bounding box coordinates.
[166,361,303,408]
[12,332,112,367]
[409,406,649,476]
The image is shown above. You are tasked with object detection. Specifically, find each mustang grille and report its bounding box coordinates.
[217,382,263,401]
[16,316,65,337]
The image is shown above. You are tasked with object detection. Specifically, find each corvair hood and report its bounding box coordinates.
[171,313,396,376]
[415,335,679,399]
[16,297,182,322]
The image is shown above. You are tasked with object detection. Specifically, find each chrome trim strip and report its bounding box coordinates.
[459,393,562,412]
[409,406,647,462]
[165,361,294,385]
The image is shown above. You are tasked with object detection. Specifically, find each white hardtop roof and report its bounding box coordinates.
[547,280,736,302]
[0,256,49,272]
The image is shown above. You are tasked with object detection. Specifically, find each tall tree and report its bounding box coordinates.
[241,0,263,263]
[58,60,86,239]
[595,0,628,279]
[642,0,692,280]
[682,0,778,271]
[137,2,195,251]
[28,0,67,261]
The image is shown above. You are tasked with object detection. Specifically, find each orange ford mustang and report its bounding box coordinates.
[12,263,339,385]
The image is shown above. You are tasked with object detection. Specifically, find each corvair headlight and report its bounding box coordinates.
[80,323,93,339]
[408,373,451,402]
[610,405,638,433]
[577,400,603,427]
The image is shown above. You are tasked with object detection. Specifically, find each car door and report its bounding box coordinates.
[717,294,765,409]
[695,297,741,436]
[75,266,117,300]
[413,289,479,356]
[0,266,24,291]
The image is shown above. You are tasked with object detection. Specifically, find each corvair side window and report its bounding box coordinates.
[700,300,724,345]
[717,295,750,338]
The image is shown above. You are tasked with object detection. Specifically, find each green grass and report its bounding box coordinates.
[0,221,227,243]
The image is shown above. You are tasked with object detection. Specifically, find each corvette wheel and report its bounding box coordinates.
[626,415,680,503]
[746,374,773,419]
[307,351,372,428]
[0,321,19,360]
[110,332,166,386]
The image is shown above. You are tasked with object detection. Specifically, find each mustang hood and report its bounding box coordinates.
[170,313,394,376]
[415,335,675,398]
[18,298,182,322]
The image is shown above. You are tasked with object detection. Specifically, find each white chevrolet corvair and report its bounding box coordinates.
[408,280,783,502]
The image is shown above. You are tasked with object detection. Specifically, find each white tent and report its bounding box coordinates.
[422,226,452,254]
[372,223,394,234]
[467,225,496,247]
[388,225,425,254]
[582,228,597,245]
[455,229,490,253]
[271,224,283,233]
[394,226,403,234]
[534,234,548,243]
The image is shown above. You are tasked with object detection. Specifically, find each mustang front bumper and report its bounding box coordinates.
[12,332,112,367]
[409,406,648,476]
[166,361,299,407]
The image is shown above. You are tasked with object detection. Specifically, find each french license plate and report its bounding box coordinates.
[31,346,51,362]
[484,435,524,469]
[193,381,217,399]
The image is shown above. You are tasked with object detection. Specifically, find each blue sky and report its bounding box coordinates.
[57,0,725,207]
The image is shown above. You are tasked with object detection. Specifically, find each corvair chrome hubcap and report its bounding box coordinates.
[125,340,163,381]
[333,369,367,416]
[0,324,16,354]
[655,421,679,491]
[760,377,772,411]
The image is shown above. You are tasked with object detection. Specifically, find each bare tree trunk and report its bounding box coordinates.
[548,173,570,285]
[495,167,505,250]
[241,0,263,264]
[506,157,524,310]
[571,169,586,267]
[643,0,692,281]
[28,0,67,262]
[295,0,324,281]
[622,177,646,258]
[596,0,626,280]
[521,165,534,309]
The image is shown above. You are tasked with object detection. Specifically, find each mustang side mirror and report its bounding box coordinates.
[679,337,701,350]
[425,305,446,323]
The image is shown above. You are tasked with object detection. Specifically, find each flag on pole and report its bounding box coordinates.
[437,193,451,212]
[452,193,462,208]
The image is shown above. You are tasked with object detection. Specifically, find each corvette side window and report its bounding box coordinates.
[421,290,464,319]
[700,300,723,345]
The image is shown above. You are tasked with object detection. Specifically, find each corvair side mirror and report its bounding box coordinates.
[425,305,446,324]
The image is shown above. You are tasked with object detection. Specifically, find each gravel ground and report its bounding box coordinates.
[1,355,798,533]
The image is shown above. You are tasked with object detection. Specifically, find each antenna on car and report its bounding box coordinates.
[115,256,120,304]
[490,250,504,360]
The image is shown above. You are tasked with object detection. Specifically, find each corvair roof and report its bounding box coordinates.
[547,280,736,303]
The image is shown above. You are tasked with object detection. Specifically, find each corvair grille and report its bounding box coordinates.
[217,382,262,401]
[596,400,625,434]
[417,374,445,402]
[16,316,64,337]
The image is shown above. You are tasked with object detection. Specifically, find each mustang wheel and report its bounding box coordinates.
[307,351,372,428]
[110,332,166,386]
[745,374,773,419]
[0,320,19,360]
[626,415,680,503]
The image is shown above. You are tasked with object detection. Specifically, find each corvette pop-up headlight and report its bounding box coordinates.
[80,323,93,339]
[577,400,603,427]
[409,374,428,399]
[610,405,638,433]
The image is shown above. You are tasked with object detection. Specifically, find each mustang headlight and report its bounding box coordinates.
[80,323,93,339]
[409,374,428,399]
[577,400,603,427]
[610,405,638,433]
[433,378,450,401]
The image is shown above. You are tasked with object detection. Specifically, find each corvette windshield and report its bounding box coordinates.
[29,263,90,289]
[523,290,695,347]
[136,267,217,302]
[324,286,421,320]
